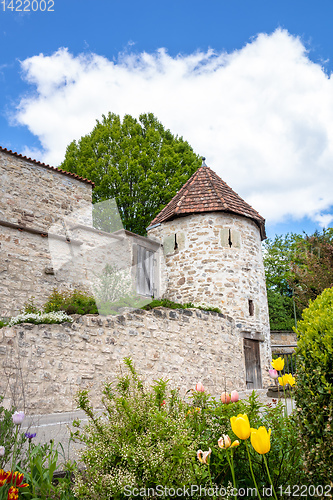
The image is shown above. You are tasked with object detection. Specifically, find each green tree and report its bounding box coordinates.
[263,233,303,330]
[263,229,333,329]
[289,229,333,310]
[60,112,201,235]
[266,290,296,331]
[263,232,303,296]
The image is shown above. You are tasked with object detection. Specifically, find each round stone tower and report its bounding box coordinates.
[147,159,270,389]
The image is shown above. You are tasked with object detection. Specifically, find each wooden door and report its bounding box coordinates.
[244,339,262,389]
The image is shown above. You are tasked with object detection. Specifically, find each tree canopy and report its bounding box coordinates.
[263,228,333,329]
[60,112,201,235]
[290,229,333,309]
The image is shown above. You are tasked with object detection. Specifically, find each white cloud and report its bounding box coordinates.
[14,29,333,227]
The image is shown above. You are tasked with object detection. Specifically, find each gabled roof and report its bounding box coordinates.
[0,146,94,187]
[147,159,266,240]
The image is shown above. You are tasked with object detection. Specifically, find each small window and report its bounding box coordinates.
[136,246,154,297]
[248,299,254,316]
[228,229,232,248]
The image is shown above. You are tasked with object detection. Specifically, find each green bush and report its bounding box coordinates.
[73,359,200,499]
[97,293,147,315]
[294,286,333,484]
[143,298,222,314]
[22,297,40,314]
[72,359,307,499]
[43,288,98,315]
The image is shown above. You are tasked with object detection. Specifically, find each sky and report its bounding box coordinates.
[1,0,333,239]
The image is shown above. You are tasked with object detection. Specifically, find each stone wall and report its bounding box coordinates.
[270,330,297,353]
[0,308,271,414]
[0,225,82,317]
[0,150,93,230]
[0,150,94,316]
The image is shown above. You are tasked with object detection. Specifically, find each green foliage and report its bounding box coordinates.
[294,287,333,484]
[22,297,40,315]
[73,359,200,499]
[263,232,303,296]
[267,290,298,331]
[142,298,222,314]
[72,360,306,499]
[0,396,27,470]
[290,229,333,310]
[19,441,75,500]
[188,391,307,493]
[43,288,98,315]
[263,229,333,330]
[97,294,146,316]
[93,264,132,303]
[60,112,201,236]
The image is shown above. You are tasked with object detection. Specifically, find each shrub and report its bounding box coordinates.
[22,297,40,314]
[72,360,307,499]
[97,293,146,315]
[43,288,98,315]
[73,359,200,499]
[143,299,222,314]
[294,286,333,484]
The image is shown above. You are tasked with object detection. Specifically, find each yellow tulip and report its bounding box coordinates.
[287,374,296,386]
[279,373,295,387]
[230,414,251,440]
[250,426,271,454]
[271,357,285,371]
[278,374,288,386]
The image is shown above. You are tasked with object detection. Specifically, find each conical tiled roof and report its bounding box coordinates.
[147,160,266,240]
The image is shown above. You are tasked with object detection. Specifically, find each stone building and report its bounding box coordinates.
[0,146,160,317]
[147,159,270,390]
[0,148,271,407]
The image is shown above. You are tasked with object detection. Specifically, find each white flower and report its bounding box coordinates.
[197,448,211,464]
[0,446,5,456]
[8,311,73,327]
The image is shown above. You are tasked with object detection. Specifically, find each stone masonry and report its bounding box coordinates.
[0,148,93,317]
[1,150,272,405]
[0,307,271,415]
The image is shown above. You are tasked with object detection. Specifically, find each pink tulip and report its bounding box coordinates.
[230,390,239,403]
[12,411,25,425]
[269,369,279,379]
[195,382,205,393]
[220,392,230,404]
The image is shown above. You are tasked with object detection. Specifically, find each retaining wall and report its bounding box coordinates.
[0,308,271,414]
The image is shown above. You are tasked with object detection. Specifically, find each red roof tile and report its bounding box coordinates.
[0,146,94,187]
[148,161,266,240]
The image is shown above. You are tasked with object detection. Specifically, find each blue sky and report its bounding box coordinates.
[1,0,333,239]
